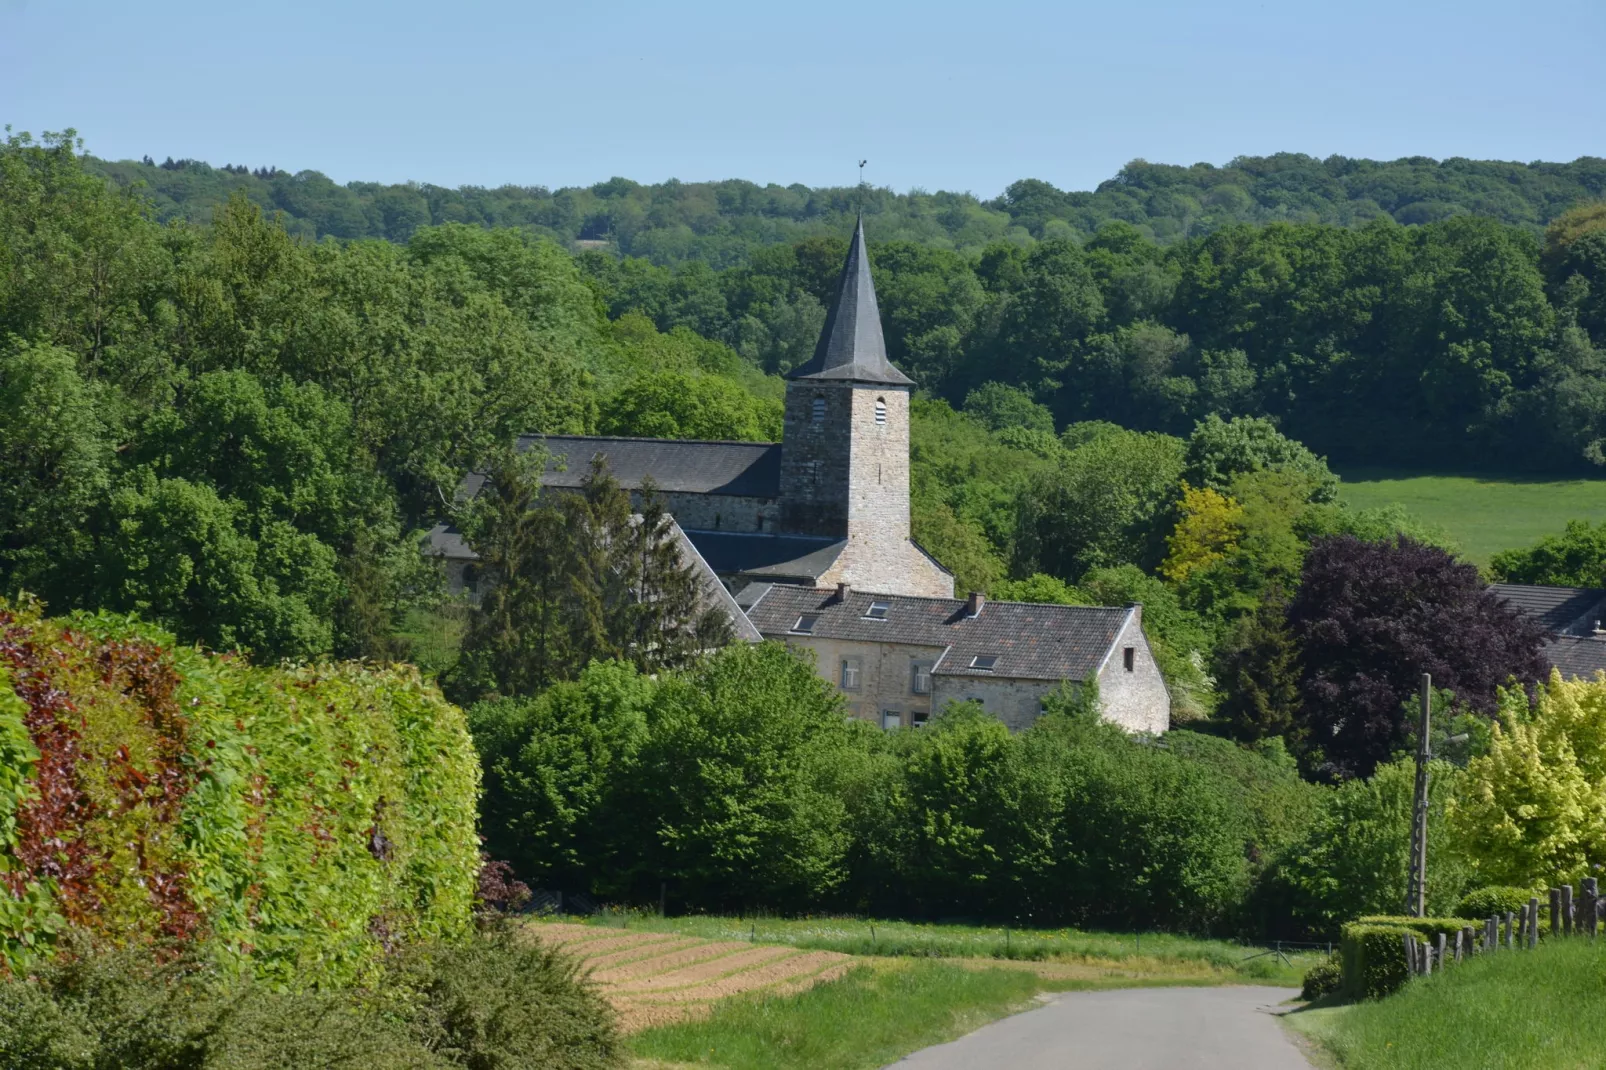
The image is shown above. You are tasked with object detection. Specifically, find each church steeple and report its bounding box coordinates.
[787,216,914,386]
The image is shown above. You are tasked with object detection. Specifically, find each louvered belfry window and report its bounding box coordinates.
[811,397,826,424]
[874,398,887,424]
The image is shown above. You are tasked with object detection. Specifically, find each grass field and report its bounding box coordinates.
[559,913,1319,986]
[1335,467,1606,566]
[1284,938,1606,1069]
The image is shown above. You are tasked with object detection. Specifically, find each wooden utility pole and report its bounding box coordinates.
[1407,673,1432,917]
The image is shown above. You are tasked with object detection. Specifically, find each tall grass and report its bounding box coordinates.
[629,962,1043,1070]
[1295,938,1606,1069]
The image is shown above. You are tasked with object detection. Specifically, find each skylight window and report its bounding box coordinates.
[865,601,890,620]
[793,613,820,634]
[970,654,999,671]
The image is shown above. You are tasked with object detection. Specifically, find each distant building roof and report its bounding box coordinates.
[1544,636,1606,680]
[786,217,915,387]
[1490,583,1606,637]
[743,585,1135,683]
[463,435,783,500]
[681,531,845,584]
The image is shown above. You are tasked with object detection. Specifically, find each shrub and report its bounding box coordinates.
[0,599,480,983]
[1300,955,1342,1001]
[1340,916,1475,1000]
[1456,886,1538,920]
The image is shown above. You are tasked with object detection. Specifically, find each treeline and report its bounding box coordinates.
[587,205,1606,471]
[91,145,1605,258]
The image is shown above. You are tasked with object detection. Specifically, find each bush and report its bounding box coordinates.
[1300,955,1342,1001]
[0,929,623,1070]
[1340,916,1475,1000]
[0,599,480,983]
[1456,886,1538,920]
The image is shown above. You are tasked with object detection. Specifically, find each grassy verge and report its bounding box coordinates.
[1283,939,1606,1068]
[628,959,1185,1070]
[1334,468,1606,565]
[562,912,1318,986]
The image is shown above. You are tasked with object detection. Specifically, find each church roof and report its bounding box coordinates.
[743,585,1135,682]
[681,531,845,584]
[787,217,915,387]
[467,435,784,499]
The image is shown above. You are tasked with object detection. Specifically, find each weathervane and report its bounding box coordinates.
[858,160,867,216]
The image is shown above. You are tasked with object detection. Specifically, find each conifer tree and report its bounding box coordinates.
[1213,591,1300,743]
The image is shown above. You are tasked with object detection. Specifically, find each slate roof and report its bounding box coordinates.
[1490,583,1606,637]
[681,531,845,582]
[743,586,1135,682]
[786,217,915,387]
[502,435,783,499]
[1543,636,1606,680]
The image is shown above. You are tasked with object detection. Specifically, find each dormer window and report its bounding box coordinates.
[865,601,890,620]
[970,654,998,671]
[811,397,826,424]
[874,398,887,425]
[793,613,820,634]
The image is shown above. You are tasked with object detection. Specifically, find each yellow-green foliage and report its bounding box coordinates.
[1449,671,1606,888]
[0,600,480,984]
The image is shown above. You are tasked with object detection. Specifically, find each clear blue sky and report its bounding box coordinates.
[2,0,1601,197]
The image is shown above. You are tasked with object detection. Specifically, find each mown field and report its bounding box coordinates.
[1335,468,1606,565]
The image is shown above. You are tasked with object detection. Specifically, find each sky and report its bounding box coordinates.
[2,0,1602,198]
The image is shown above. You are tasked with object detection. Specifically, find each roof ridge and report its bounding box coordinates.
[521,434,781,448]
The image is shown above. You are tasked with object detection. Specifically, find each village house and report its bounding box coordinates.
[430,218,1172,734]
[1491,582,1606,678]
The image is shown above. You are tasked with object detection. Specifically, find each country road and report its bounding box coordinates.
[887,985,1311,1069]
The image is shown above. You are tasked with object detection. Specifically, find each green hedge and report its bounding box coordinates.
[1456,886,1537,920]
[1341,916,1476,999]
[0,599,480,984]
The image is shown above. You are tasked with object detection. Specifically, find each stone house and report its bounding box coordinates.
[738,584,1169,734]
[429,216,1172,734]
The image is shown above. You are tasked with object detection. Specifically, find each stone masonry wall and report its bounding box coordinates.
[1095,608,1171,734]
[777,382,852,537]
[656,491,775,533]
[780,635,947,727]
[932,676,1063,732]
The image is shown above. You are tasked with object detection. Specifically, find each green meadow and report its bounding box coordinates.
[1335,468,1606,566]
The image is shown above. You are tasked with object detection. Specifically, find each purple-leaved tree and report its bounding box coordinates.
[1288,535,1547,779]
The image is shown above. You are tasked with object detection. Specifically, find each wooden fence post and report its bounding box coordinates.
[1562,885,1575,937]
[1516,908,1526,945]
[1504,911,1514,950]
[1551,889,1563,938]
[1453,928,1463,963]
[1462,925,1476,958]
[1485,916,1496,953]
[1529,897,1540,949]
[1582,878,1599,939]
[1403,933,1418,976]
[1435,932,1447,972]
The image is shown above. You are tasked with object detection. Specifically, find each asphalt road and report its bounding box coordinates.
[887,985,1310,1070]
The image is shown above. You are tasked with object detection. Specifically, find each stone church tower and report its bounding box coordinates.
[778,218,954,599]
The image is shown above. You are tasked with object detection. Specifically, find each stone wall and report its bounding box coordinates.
[932,676,1064,732]
[1094,608,1171,734]
[656,491,775,533]
[782,635,947,728]
[777,382,852,537]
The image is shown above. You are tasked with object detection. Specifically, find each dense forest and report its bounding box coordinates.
[92,150,1606,261]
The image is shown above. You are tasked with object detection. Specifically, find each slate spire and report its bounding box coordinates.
[787,216,915,385]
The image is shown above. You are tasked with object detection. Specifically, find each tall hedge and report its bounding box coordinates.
[0,599,480,984]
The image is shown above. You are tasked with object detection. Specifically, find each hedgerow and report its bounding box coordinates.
[0,598,480,984]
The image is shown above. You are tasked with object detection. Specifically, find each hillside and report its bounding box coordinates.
[87,151,1606,266]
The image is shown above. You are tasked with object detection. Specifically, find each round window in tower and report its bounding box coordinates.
[811,397,826,424]
[874,397,887,425]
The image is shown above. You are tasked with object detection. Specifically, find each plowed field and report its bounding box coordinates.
[529,922,854,1032]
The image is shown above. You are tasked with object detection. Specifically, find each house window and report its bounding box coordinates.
[865,601,890,620]
[1123,646,1135,672]
[970,654,998,671]
[881,709,902,731]
[793,614,819,634]
[912,710,930,729]
[840,657,862,691]
[910,660,933,695]
[811,397,826,424]
[874,398,887,425]
[461,564,481,595]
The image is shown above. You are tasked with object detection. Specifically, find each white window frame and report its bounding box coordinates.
[970,654,998,671]
[840,657,862,691]
[910,660,933,695]
[881,709,902,731]
[865,601,890,620]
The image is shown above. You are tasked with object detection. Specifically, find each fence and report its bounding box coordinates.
[1403,877,1602,976]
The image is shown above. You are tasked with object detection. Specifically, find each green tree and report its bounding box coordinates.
[1182,414,1339,502]
[1490,519,1606,587]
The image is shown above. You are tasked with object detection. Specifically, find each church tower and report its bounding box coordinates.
[778,218,954,598]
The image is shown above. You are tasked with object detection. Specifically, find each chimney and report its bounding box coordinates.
[965,591,985,618]
[835,582,851,603]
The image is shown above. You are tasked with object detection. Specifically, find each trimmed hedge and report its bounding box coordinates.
[1456,886,1537,920]
[0,599,480,984]
[1341,915,1476,999]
